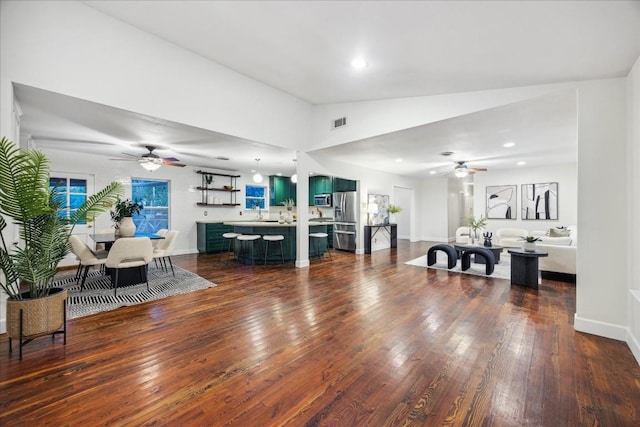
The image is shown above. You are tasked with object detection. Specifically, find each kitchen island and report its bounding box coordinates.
[223,221,331,264]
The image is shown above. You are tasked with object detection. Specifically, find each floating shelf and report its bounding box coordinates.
[196,171,240,206]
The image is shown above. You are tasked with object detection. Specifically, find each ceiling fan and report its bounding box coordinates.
[453,161,487,178]
[112,145,186,171]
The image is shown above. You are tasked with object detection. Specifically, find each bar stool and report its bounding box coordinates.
[263,235,285,265]
[309,232,332,261]
[221,232,240,264]
[236,234,261,265]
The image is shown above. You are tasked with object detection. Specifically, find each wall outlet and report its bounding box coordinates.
[239,211,242,216]
[203,211,208,216]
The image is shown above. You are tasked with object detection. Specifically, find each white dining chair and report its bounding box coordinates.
[153,230,179,276]
[69,235,108,291]
[105,237,153,296]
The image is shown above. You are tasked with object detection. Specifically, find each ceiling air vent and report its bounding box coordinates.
[331,116,347,130]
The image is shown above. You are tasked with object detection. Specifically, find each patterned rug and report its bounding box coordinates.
[55,266,217,319]
[405,251,512,280]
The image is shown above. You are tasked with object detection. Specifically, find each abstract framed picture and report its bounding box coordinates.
[486,185,517,219]
[521,182,558,220]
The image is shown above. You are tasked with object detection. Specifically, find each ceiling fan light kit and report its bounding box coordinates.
[454,163,468,178]
[139,157,162,171]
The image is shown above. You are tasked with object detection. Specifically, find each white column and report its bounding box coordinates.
[295,152,310,267]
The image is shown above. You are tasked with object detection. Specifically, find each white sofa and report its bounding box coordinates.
[496,226,577,280]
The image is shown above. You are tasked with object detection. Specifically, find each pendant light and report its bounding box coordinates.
[253,158,263,183]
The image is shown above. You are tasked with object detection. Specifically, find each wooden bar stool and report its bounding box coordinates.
[236,234,261,265]
[309,232,332,261]
[263,235,285,265]
[221,232,240,264]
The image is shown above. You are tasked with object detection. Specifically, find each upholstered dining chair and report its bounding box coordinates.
[152,228,169,249]
[69,235,108,291]
[104,237,153,296]
[153,230,179,276]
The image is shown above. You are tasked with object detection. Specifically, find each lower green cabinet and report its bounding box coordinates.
[197,222,234,253]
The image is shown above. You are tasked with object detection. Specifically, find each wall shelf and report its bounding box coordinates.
[196,171,241,206]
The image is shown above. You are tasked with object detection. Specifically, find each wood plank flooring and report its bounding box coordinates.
[1,240,639,426]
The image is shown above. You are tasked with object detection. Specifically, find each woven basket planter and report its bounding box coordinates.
[6,288,67,340]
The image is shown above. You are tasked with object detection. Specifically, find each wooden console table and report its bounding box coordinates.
[364,224,398,254]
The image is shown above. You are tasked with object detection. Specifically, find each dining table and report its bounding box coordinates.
[91,232,165,252]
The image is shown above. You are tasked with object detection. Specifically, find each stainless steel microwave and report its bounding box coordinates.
[314,194,332,207]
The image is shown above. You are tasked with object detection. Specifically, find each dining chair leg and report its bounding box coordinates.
[80,265,91,291]
[113,269,119,296]
[167,257,175,277]
[75,262,82,280]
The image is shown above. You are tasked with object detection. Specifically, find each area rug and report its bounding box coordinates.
[406,251,511,280]
[54,266,217,319]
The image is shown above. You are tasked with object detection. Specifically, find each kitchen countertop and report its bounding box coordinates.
[223,220,332,227]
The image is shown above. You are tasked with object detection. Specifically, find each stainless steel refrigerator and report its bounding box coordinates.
[333,191,357,251]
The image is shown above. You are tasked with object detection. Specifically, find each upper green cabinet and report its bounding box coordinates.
[269,176,296,207]
[308,175,334,206]
[333,177,357,192]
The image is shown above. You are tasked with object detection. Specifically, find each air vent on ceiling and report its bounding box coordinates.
[331,116,347,130]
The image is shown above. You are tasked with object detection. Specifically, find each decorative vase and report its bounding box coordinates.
[285,210,293,224]
[523,242,537,252]
[118,216,136,237]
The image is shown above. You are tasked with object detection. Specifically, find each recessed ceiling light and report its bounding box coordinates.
[395,158,403,163]
[517,161,526,166]
[351,57,367,69]
[429,171,437,175]
[503,142,515,148]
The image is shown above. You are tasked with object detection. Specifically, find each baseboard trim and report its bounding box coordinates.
[627,328,640,366]
[295,259,310,268]
[574,314,628,341]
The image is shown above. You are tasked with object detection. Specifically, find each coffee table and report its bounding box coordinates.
[454,243,504,264]
[508,249,549,290]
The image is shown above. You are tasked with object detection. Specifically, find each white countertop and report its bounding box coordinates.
[222,220,332,227]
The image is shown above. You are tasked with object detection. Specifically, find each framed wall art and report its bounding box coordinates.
[486,185,517,219]
[521,182,558,220]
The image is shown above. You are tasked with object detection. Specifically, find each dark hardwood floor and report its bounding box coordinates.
[1,240,639,426]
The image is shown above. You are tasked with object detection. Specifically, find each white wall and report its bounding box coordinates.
[418,177,449,242]
[574,79,629,341]
[627,56,640,364]
[0,1,312,149]
[472,163,578,234]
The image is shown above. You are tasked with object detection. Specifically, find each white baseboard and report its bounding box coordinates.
[419,236,450,243]
[574,314,628,341]
[627,328,640,366]
[295,259,310,268]
[0,319,5,334]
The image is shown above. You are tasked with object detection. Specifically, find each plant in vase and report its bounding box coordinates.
[282,199,295,223]
[388,204,402,224]
[521,235,541,252]
[110,197,143,236]
[0,137,123,357]
[467,215,488,244]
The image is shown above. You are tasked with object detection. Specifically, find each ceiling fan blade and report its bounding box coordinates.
[469,167,487,172]
[109,158,136,161]
[163,160,186,167]
[162,157,181,162]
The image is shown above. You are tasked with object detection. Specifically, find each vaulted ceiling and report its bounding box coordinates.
[15,1,640,177]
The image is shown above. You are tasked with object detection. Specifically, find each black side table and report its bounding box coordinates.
[508,249,548,290]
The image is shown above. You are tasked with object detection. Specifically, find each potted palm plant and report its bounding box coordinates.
[0,137,123,358]
[521,235,541,252]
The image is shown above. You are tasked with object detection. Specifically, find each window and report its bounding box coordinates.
[50,177,87,224]
[245,185,266,209]
[132,179,169,233]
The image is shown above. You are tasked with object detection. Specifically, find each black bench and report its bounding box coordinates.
[461,247,495,275]
[427,244,458,269]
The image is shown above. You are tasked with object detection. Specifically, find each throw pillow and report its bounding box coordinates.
[549,228,570,237]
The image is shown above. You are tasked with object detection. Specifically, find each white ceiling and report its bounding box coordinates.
[15,1,640,177]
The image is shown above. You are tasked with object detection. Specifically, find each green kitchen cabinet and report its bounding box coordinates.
[197,222,234,253]
[333,177,357,192]
[308,175,334,206]
[269,175,296,207]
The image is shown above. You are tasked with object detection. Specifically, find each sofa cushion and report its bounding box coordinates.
[549,228,570,237]
[537,236,572,246]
